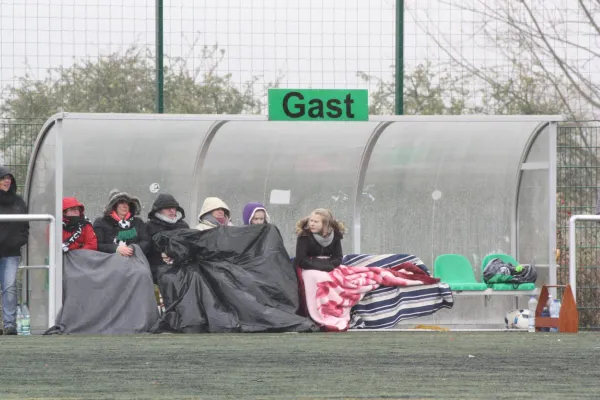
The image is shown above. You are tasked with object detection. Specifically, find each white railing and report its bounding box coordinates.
[567,215,600,300]
[0,214,56,328]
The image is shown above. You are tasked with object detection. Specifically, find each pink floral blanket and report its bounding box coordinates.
[301,263,440,331]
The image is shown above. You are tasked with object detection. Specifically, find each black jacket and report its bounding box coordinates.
[0,166,29,257]
[294,230,343,272]
[146,194,189,267]
[93,215,150,255]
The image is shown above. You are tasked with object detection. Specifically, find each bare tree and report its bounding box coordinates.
[407,0,599,120]
[358,62,479,115]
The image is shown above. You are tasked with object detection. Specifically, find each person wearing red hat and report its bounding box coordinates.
[62,197,97,252]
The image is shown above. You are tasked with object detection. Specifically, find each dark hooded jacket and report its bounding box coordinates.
[92,190,150,255]
[146,194,189,268]
[0,166,29,257]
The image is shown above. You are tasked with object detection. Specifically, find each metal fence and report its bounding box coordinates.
[1,0,599,331]
[0,2,598,119]
[0,119,42,194]
[557,124,600,330]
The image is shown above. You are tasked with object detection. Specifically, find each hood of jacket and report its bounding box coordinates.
[198,197,230,221]
[0,165,17,195]
[242,202,270,225]
[103,189,142,216]
[63,197,85,213]
[148,193,185,220]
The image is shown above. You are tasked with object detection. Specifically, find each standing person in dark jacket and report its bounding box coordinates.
[294,208,346,272]
[146,193,189,284]
[93,190,150,257]
[0,166,29,335]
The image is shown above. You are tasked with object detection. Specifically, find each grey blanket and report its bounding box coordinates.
[46,245,159,334]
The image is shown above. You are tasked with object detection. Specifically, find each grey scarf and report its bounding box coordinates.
[155,211,182,224]
[313,232,334,248]
[201,214,230,227]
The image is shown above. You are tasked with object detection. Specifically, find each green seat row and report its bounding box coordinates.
[433,253,535,291]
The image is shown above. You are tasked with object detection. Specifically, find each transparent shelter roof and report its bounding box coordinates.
[26,113,559,268]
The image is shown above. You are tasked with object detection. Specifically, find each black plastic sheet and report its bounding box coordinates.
[152,224,316,333]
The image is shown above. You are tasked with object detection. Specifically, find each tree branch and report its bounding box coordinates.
[440,0,600,59]
[438,0,600,112]
[407,10,494,87]
[520,0,600,109]
[578,0,600,36]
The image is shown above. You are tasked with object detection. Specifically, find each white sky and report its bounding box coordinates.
[0,0,597,115]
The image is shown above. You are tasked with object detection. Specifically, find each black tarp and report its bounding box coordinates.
[151,224,316,333]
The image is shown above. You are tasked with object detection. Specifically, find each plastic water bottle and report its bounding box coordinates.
[549,299,561,332]
[16,306,23,335]
[546,294,553,308]
[527,296,538,333]
[21,304,31,336]
[541,307,550,332]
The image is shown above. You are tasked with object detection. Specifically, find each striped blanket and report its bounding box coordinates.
[301,262,439,331]
[344,254,454,329]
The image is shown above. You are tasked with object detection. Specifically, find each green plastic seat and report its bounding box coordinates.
[487,282,536,291]
[434,254,487,291]
[481,253,535,291]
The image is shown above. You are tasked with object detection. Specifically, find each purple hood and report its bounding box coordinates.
[242,202,270,225]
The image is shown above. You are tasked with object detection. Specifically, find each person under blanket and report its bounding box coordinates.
[146,193,189,285]
[93,190,151,257]
[294,208,346,272]
[62,197,97,252]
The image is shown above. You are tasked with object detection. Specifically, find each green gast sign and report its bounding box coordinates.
[268,89,368,121]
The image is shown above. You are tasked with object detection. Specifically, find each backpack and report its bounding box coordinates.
[483,258,537,287]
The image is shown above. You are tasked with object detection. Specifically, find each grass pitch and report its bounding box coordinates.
[0,331,598,399]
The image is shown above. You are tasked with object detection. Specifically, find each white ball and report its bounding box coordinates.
[504,309,531,329]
